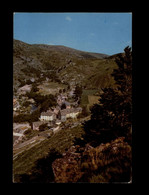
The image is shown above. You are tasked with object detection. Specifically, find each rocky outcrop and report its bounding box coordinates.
[52,137,132,183]
[52,145,83,183]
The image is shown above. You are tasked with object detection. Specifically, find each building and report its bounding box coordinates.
[60,109,67,121]
[32,121,45,131]
[13,123,31,134]
[40,110,56,122]
[66,107,82,119]
[60,107,82,120]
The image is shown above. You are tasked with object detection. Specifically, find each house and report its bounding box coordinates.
[17,84,32,95]
[60,109,67,122]
[40,110,56,122]
[60,107,82,121]
[68,107,82,119]
[13,123,31,134]
[32,121,46,131]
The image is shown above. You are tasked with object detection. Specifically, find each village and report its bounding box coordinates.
[13,81,85,151]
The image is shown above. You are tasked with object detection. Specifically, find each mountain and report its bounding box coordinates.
[13,39,118,91]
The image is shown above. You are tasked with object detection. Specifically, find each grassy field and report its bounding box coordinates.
[37,81,67,95]
[13,125,85,179]
[81,89,100,111]
[87,95,100,109]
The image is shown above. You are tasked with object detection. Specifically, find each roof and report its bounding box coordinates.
[18,84,31,91]
[60,109,68,116]
[64,101,71,106]
[33,121,45,127]
[41,111,54,116]
[60,107,82,116]
[56,119,61,123]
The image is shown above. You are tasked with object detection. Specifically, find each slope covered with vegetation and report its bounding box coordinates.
[13,46,132,183]
[13,39,117,92]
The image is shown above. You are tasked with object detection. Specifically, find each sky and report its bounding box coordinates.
[13,12,132,55]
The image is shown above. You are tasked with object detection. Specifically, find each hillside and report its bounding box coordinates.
[13,41,132,183]
[13,39,118,92]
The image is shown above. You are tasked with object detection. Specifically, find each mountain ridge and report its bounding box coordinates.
[14,39,109,59]
[13,39,117,91]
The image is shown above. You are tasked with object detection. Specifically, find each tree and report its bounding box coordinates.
[39,123,48,131]
[81,46,132,146]
[61,103,66,110]
[77,106,89,118]
[16,149,62,183]
[67,85,70,90]
[40,95,57,112]
[31,83,39,93]
[74,85,82,100]
[59,89,62,94]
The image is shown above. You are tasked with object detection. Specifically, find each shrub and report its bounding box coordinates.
[24,128,32,135]
[39,123,48,131]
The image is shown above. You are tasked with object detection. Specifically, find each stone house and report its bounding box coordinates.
[65,108,82,119]
[60,107,82,121]
[40,110,56,122]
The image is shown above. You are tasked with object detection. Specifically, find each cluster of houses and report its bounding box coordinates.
[31,103,82,131]
[13,83,82,132]
[40,107,82,122]
[39,92,82,123]
[32,107,82,131]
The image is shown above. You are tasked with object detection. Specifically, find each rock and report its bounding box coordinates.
[52,145,83,183]
[52,137,131,183]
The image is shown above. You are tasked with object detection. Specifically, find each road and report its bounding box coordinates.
[13,135,46,160]
[13,116,89,161]
[13,126,61,160]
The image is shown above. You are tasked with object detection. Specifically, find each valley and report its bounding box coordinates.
[13,39,127,183]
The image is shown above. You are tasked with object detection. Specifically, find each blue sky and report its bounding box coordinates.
[13,13,132,55]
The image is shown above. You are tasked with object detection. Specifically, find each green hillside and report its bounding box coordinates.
[13,124,84,181]
[13,39,118,92]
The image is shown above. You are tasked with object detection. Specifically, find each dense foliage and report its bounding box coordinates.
[15,149,62,183]
[13,109,41,123]
[81,46,132,146]
[74,84,83,101]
